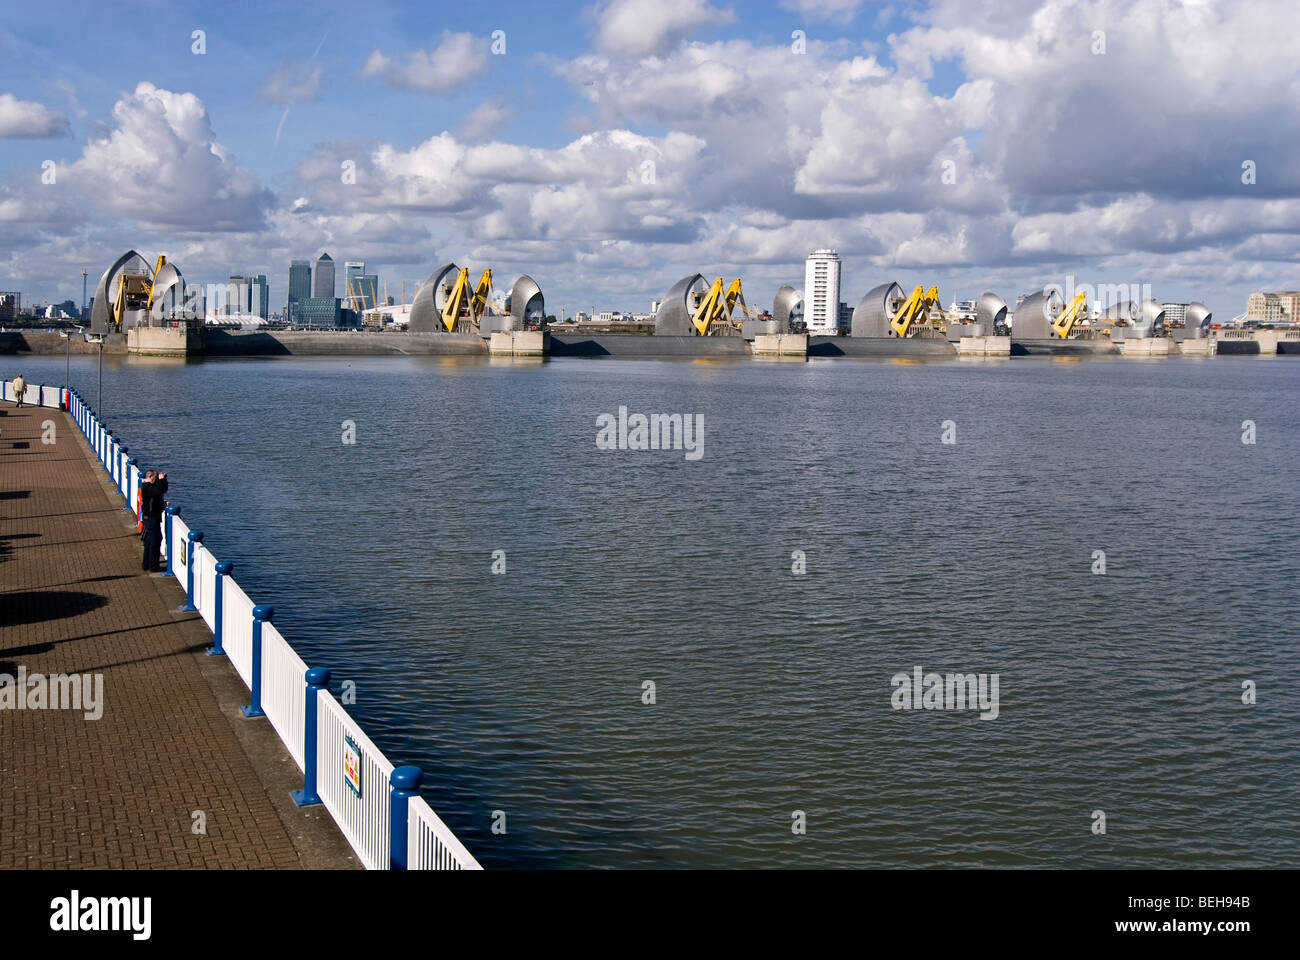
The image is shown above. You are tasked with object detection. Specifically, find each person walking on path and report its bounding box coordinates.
[139,468,168,572]
[11,373,25,407]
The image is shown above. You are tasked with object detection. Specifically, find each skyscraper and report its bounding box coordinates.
[288,260,312,321]
[226,276,250,316]
[314,253,336,299]
[804,250,842,335]
[252,274,269,320]
[359,273,379,311]
[343,261,377,310]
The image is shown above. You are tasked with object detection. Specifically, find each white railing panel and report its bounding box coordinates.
[316,692,394,870]
[127,464,140,518]
[192,547,218,631]
[170,515,191,588]
[222,579,256,688]
[260,623,308,770]
[408,796,482,870]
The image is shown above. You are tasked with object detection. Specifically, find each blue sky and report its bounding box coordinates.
[1,0,1297,319]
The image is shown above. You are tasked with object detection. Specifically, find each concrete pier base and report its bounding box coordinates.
[1177,338,1212,356]
[957,335,1010,357]
[1118,337,1172,357]
[127,324,204,357]
[488,330,550,357]
[752,333,808,359]
[1009,338,1119,356]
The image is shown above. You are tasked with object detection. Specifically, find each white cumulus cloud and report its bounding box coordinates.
[0,93,70,138]
[590,0,734,58]
[362,32,489,94]
[70,82,271,231]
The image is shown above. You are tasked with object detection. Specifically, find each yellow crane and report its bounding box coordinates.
[890,285,947,337]
[111,258,158,330]
[1050,292,1089,339]
[144,255,166,314]
[439,267,493,332]
[690,277,756,335]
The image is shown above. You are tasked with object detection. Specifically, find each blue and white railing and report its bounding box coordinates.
[15,383,480,871]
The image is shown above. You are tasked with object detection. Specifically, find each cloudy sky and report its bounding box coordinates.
[1,0,1297,319]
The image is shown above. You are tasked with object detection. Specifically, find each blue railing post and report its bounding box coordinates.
[292,667,331,807]
[209,560,233,656]
[180,530,203,611]
[242,605,273,718]
[389,766,423,870]
[164,505,180,576]
[125,457,137,511]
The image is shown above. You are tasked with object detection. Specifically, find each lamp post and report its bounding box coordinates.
[58,330,70,392]
[84,332,104,413]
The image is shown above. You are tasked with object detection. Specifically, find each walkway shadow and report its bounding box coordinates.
[0,590,109,629]
[0,490,30,500]
[0,532,40,565]
[71,640,210,675]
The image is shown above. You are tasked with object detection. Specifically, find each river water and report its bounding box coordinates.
[10,351,1298,868]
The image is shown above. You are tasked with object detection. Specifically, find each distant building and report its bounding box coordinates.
[948,299,978,322]
[804,250,842,335]
[297,296,340,326]
[358,274,379,311]
[226,276,249,316]
[288,260,312,321]
[313,252,335,299]
[1246,290,1300,325]
[1248,292,1284,325]
[222,275,267,319]
[0,291,19,321]
[253,275,269,319]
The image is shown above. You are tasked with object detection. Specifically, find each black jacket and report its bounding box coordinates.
[139,477,168,519]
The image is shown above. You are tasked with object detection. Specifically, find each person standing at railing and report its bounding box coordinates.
[139,468,169,572]
[11,373,25,407]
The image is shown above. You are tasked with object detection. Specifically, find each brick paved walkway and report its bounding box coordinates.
[0,404,348,868]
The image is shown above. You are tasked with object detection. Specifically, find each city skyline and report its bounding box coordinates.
[1,1,1298,320]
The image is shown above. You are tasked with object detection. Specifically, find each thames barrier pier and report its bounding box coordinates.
[1,385,481,871]
[0,403,354,868]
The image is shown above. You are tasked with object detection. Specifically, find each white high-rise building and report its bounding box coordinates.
[804,249,842,334]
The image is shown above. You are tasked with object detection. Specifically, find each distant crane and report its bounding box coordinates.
[1050,292,1089,339]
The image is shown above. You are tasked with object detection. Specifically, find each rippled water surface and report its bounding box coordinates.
[18,351,1299,868]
